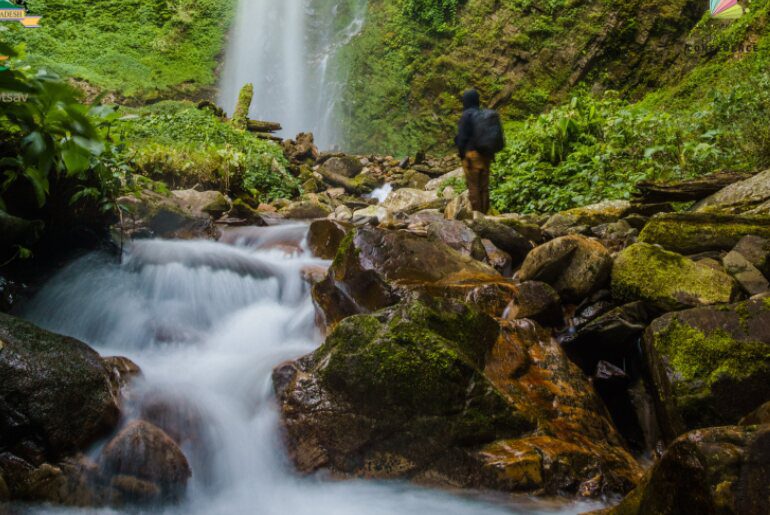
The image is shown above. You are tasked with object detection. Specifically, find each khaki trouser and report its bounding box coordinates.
[462,150,492,214]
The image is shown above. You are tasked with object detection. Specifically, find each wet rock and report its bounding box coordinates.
[274,300,640,496]
[487,214,545,243]
[504,281,562,326]
[643,299,770,440]
[226,199,268,226]
[381,188,442,214]
[19,457,99,506]
[444,191,474,220]
[311,226,502,328]
[481,239,513,276]
[321,156,363,178]
[307,220,352,259]
[740,401,770,426]
[733,235,770,278]
[102,356,142,392]
[99,420,191,501]
[638,212,770,254]
[0,313,120,461]
[612,243,740,312]
[427,220,486,261]
[466,218,533,267]
[519,235,612,303]
[722,250,769,295]
[109,474,161,503]
[693,167,770,214]
[591,362,646,452]
[602,425,770,515]
[279,200,332,220]
[562,302,649,374]
[171,189,231,218]
[543,200,631,238]
[0,210,44,251]
[116,190,219,240]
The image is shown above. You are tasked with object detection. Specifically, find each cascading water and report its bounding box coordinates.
[219,0,366,149]
[21,225,601,514]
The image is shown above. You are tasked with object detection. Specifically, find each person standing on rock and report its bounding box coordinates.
[455,89,505,214]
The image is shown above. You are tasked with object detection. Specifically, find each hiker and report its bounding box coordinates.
[454,89,505,214]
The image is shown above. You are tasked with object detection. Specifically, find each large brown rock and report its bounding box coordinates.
[427,220,487,261]
[273,299,641,497]
[465,217,533,266]
[0,313,121,462]
[518,235,612,303]
[99,420,191,501]
[643,299,770,442]
[602,426,770,515]
[312,226,507,328]
[307,219,352,259]
[693,168,770,214]
[116,190,220,240]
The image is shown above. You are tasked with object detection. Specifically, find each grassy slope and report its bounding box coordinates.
[5,0,235,101]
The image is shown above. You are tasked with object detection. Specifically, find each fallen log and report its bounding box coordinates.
[253,132,283,143]
[247,120,282,133]
[634,171,751,203]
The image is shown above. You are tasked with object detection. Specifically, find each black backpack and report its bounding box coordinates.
[471,109,505,154]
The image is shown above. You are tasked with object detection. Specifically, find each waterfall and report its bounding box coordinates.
[21,226,602,514]
[218,0,367,150]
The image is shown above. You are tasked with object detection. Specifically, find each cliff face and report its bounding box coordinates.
[336,0,747,154]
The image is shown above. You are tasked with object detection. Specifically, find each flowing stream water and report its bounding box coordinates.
[219,0,367,149]
[21,224,601,514]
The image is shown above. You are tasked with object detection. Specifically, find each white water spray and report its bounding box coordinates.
[22,226,601,514]
[219,0,366,149]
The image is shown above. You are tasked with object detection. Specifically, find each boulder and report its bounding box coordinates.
[503,281,562,326]
[425,168,463,190]
[282,132,319,163]
[307,220,352,260]
[279,200,332,220]
[634,171,752,203]
[401,170,431,189]
[602,426,770,515]
[170,189,231,218]
[381,188,442,214]
[722,250,769,295]
[481,239,513,277]
[562,302,649,374]
[740,401,770,426]
[734,235,770,278]
[638,212,770,254]
[311,226,503,328]
[116,190,219,240]
[444,191,474,220]
[543,200,631,238]
[99,420,191,501]
[351,205,389,224]
[0,313,120,461]
[465,218,533,266]
[321,156,363,178]
[519,236,612,303]
[693,168,770,214]
[225,199,269,226]
[643,299,770,441]
[274,299,641,496]
[612,243,740,312]
[427,220,487,261]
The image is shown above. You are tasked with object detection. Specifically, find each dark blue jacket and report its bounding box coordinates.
[455,90,480,159]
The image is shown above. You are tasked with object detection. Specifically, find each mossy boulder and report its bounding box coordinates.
[519,235,612,303]
[602,426,770,515]
[0,313,121,462]
[638,212,770,254]
[643,299,770,441]
[116,190,219,240]
[278,200,332,220]
[543,200,632,237]
[612,243,740,312]
[693,168,770,215]
[273,299,641,496]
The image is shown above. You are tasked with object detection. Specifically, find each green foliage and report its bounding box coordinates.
[117,103,299,202]
[0,42,123,215]
[9,0,235,101]
[490,80,770,213]
[399,0,464,33]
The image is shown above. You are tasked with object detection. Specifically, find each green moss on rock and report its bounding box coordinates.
[638,213,770,254]
[612,243,739,311]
